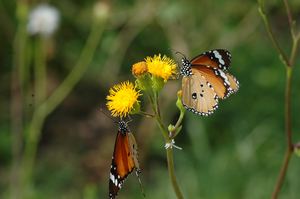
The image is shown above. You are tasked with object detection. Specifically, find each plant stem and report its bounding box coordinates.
[154,115,184,199]
[283,0,294,37]
[10,1,29,199]
[43,19,105,115]
[285,68,293,149]
[258,1,300,198]
[138,111,155,118]
[34,37,47,107]
[272,147,293,199]
[166,147,184,199]
[272,67,293,199]
[170,109,185,138]
[21,17,106,197]
[149,92,184,199]
[290,37,299,66]
[257,0,290,66]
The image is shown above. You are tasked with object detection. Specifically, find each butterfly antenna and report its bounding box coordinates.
[99,108,118,123]
[135,169,146,198]
[175,51,187,60]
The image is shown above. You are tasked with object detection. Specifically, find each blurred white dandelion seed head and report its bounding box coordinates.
[93,1,110,20]
[27,4,60,37]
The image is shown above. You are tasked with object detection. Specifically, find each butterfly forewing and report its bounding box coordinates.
[190,49,231,71]
[182,71,218,116]
[109,131,136,199]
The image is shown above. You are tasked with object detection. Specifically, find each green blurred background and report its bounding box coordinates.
[1,0,300,198]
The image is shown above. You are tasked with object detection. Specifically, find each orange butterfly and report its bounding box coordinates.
[109,120,143,199]
[179,49,239,116]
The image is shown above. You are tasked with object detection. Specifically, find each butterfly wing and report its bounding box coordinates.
[128,132,140,170]
[109,131,136,199]
[181,70,219,116]
[190,49,231,71]
[226,73,239,93]
[191,65,239,99]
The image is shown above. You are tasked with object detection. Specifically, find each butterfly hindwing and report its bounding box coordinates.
[225,73,239,94]
[109,129,136,199]
[182,71,219,116]
[190,49,231,71]
[191,65,233,99]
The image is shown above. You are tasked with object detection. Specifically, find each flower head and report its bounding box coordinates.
[145,54,177,82]
[106,81,141,118]
[132,61,148,77]
[27,4,60,37]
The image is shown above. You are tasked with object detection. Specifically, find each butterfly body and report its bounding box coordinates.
[180,49,239,116]
[109,121,141,199]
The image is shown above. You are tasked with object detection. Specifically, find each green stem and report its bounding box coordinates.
[43,19,105,115]
[21,17,106,197]
[154,91,161,117]
[149,92,184,199]
[257,0,290,66]
[272,148,293,199]
[170,109,185,138]
[289,37,299,67]
[283,0,295,38]
[166,148,184,199]
[10,1,29,199]
[258,1,300,198]
[272,67,294,199]
[138,111,155,118]
[34,37,47,107]
[21,106,47,190]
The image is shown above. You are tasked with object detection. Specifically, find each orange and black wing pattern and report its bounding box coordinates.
[191,65,238,99]
[190,49,231,71]
[180,49,239,116]
[109,121,139,199]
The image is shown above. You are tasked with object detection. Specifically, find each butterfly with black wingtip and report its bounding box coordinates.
[108,120,144,199]
[178,49,239,116]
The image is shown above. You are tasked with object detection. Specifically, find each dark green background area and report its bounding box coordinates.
[1,0,300,198]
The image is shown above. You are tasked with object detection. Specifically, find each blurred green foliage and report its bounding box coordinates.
[1,0,300,199]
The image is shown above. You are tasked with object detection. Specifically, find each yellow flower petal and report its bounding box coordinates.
[145,54,177,82]
[106,81,141,118]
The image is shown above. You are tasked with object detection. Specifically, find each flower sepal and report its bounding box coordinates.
[151,75,165,92]
[135,73,152,91]
[129,101,141,115]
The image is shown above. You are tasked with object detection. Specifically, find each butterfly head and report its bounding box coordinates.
[180,57,192,77]
[118,120,129,134]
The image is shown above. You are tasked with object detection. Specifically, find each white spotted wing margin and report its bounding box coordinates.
[108,129,144,199]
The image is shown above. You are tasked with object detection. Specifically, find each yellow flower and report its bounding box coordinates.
[106,81,141,118]
[145,54,177,81]
[132,61,148,76]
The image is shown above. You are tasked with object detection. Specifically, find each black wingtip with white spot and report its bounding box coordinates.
[204,49,231,71]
